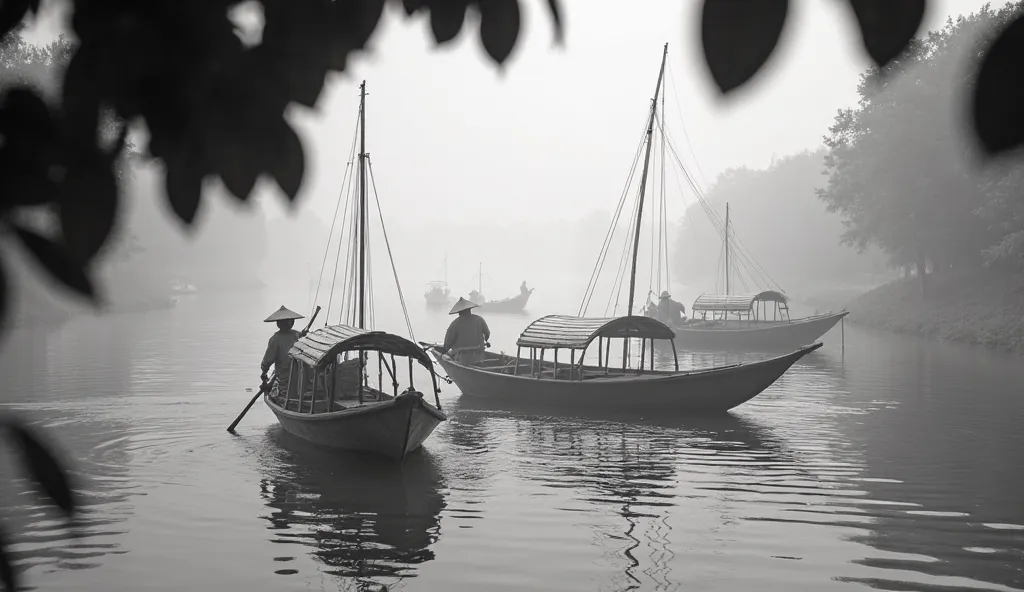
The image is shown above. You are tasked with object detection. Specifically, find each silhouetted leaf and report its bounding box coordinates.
[11,224,95,299]
[0,259,6,329]
[0,0,37,39]
[0,87,59,209]
[431,0,468,43]
[0,526,14,592]
[848,0,925,67]
[60,44,102,149]
[57,138,123,265]
[479,0,520,65]
[546,0,563,43]
[5,420,76,516]
[402,0,426,16]
[267,121,305,201]
[165,157,204,226]
[328,0,385,70]
[973,14,1024,155]
[701,0,788,93]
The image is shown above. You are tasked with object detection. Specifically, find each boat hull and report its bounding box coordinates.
[473,289,532,314]
[265,391,447,461]
[433,342,822,415]
[673,312,848,351]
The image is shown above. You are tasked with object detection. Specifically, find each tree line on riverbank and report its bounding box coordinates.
[682,2,1024,306]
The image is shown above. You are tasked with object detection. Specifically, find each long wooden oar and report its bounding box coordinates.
[226,305,321,433]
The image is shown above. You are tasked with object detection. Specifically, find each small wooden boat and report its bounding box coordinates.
[471,289,533,314]
[424,255,455,308]
[430,314,822,415]
[266,80,447,460]
[266,324,447,460]
[666,291,849,351]
[465,262,532,314]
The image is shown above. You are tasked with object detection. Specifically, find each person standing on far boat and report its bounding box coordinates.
[658,291,686,327]
[442,297,490,364]
[260,305,307,396]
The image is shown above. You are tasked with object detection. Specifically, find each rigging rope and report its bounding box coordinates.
[367,158,416,342]
[578,118,650,317]
[312,108,361,315]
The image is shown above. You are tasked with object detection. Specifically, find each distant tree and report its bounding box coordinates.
[818,2,1024,296]
[675,150,890,294]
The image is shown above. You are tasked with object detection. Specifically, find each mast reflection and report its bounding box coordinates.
[258,427,447,589]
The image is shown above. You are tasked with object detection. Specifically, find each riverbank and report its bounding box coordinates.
[846,268,1024,353]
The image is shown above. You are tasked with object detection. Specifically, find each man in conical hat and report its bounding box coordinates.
[260,305,307,392]
[441,297,490,364]
[657,291,686,326]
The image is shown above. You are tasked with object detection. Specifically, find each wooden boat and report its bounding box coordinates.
[424,254,455,308]
[265,325,447,460]
[666,291,848,351]
[267,80,447,460]
[471,289,533,314]
[430,314,822,414]
[432,44,820,415]
[465,262,532,314]
[664,204,848,351]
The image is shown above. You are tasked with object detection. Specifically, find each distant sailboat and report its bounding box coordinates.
[424,254,454,308]
[465,262,533,314]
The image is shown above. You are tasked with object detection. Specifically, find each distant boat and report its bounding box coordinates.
[465,262,533,314]
[656,204,848,351]
[169,278,198,295]
[424,255,454,308]
[265,80,447,461]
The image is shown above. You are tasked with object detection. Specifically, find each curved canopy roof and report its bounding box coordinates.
[692,291,788,313]
[516,315,675,350]
[288,324,434,372]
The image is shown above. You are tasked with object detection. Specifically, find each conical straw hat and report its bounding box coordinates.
[449,297,479,315]
[264,305,305,322]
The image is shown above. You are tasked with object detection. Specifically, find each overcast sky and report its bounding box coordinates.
[25,0,1011,231]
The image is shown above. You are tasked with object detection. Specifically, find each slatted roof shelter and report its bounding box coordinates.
[289,324,435,372]
[691,291,788,314]
[516,315,676,350]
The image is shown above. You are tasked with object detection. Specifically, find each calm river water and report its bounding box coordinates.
[0,289,1022,591]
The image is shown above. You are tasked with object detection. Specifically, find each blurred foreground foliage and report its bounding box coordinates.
[1,0,1024,589]
[819,2,1024,297]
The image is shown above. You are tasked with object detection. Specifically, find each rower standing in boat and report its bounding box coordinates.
[442,297,490,364]
[260,305,308,396]
[520,281,529,294]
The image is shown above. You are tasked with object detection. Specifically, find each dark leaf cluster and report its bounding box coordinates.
[699,0,1024,156]
[0,414,76,592]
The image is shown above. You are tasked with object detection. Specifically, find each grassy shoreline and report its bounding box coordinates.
[844,269,1024,354]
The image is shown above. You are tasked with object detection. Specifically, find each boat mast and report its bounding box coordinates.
[724,202,730,296]
[627,43,669,317]
[478,261,482,294]
[358,80,367,329]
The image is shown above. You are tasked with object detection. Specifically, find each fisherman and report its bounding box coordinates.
[442,297,490,365]
[657,291,686,326]
[260,305,308,397]
[520,281,529,294]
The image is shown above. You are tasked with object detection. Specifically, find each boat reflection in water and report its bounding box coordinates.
[257,426,447,589]
[454,398,791,590]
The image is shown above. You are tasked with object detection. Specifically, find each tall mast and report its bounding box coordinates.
[724,202,730,296]
[627,43,669,317]
[358,80,367,329]
[478,261,482,294]
[443,253,448,285]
